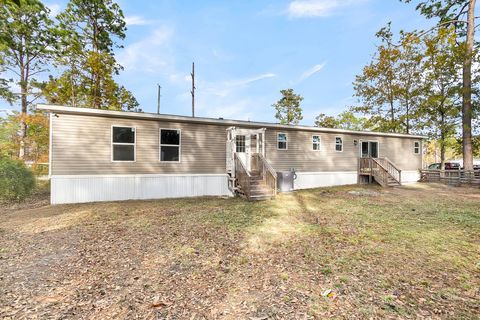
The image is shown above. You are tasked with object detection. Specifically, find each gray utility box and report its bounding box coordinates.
[277,171,295,192]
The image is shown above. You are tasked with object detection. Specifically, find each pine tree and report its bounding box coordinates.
[402,0,477,170]
[0,0,55,159]
[272,89,304,125]
[46,0,138,110]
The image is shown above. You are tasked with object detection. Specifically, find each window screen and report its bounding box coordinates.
[277,133,287,150]
[113,127,135,143]
[370,141,378,158]
[335,137,343,152]
[414,141,420,154]
[112,126,135,161]
[160,129,181,162]
[312,135,321,151]
[361,141,369,158]
[236,135,246,153]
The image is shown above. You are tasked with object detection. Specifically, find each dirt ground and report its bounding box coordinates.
[0,183,479,319]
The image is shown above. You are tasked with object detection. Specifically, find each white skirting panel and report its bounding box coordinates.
[51,174,232,204]
[401,170,420,184]
[294,171,358,190]
[293,170,420,190]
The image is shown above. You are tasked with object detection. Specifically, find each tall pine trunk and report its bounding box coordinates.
[19,59,27,160]
[440,112,446,170]
[462,0,475,171]
[19,84,27,160]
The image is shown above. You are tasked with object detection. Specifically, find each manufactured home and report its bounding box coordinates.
[37,104,424,204]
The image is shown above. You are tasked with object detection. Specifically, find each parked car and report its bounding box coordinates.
[427,162,461,170]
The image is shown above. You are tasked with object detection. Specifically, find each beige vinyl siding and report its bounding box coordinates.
[51,114,229,175]
[51,113,422,175]
[264,130,421,172]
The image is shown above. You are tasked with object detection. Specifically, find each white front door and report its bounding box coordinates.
[235,135,251,171]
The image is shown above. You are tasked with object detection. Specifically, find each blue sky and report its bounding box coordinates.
[18,0,438,123]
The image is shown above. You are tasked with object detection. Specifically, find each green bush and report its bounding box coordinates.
[0,158,35,201]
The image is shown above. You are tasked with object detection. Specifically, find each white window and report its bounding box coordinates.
[335,136,343,152]
[236,135,246,153]
[312,135,321,151]
[277,133,288,150]
[160,129,181,162]
[112,126,135,162]
[414,141,420,155]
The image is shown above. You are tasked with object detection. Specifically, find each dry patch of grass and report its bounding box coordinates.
[0,183,479,319]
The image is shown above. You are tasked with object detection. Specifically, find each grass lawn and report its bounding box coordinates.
[0,183,479,319]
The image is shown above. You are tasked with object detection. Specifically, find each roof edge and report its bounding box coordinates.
[36,104,427,139]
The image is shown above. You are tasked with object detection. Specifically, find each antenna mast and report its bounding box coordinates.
[190,62,195,117]
[157,84,161,114]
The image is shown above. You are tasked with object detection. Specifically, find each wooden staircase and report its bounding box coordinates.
[234,153,277,201]
[358,157,402,187]
[246,170,274,200]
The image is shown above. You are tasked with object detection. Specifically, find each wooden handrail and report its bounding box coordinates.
[383,157,401,172]
[235,153,251,177]
[257,153,276,178]
[373,157,401,184]
[235,152,277,199]
[234,153,251,199]
[359,157,401,186]
[371,158,388,171]
[370,159,388,187]
[256,153,277,196]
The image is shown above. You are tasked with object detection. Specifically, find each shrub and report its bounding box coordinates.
[0,158,35,201]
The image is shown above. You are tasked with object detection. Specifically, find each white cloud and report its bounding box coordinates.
[117,26,174,73]
[194,73,277,119]
[300,62,326,81]
[202,73,276,98]
[229,73,276,86]
[287,0,366,18]
[125,15,152,26]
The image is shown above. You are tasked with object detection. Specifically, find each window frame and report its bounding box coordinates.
[335,136,343,153]
[359,139,380,158]
[235,135,246,153]
[159,128,182,163]
[312,135,321,151]
[413,141,421,155]
[277,132,288,150]
[111,125,136,163]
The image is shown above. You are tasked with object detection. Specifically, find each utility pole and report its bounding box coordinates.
[190,62,195,117]
[157,84,161,114]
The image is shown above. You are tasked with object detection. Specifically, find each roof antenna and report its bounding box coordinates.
[190,62,195,117]
[157,84,161,114]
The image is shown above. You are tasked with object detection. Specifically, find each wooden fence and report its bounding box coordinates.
[419,169,480,186]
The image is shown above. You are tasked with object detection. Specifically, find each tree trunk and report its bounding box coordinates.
[440,140,445,170]
[405,100,410,134]
[389,100,395,132]
[19,62,27,160]
[440,112,446,170]
[462,0,475,171]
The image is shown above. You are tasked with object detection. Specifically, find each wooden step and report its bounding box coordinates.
[250,184,272,192]
[249,193,273,201]
[249,179,266,185]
